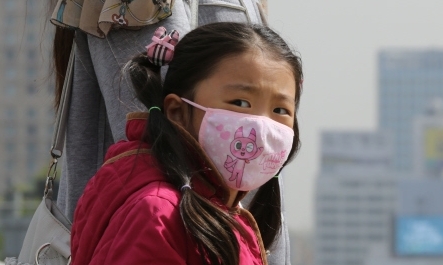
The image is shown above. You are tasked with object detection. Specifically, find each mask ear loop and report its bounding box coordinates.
[181,98,208,112]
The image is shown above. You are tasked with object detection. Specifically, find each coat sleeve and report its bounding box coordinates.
[89,193,191,265]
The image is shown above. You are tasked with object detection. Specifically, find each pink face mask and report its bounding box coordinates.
[182,98,294,191]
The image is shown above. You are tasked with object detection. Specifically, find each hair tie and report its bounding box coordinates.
[148,106,162,113]
[180,184,192,192]
[146,27,179,66]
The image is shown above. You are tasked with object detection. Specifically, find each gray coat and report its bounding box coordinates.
[57,1,291,264]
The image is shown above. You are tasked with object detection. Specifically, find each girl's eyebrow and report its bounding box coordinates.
[276,93,296,106]
[222,83,258,92]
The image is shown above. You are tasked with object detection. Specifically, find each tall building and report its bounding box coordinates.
[0,1,54,195]
[315,50,443,265]
[413,98,443,178]
[315,131,399,265]
[320,131,394,175]
[363,179,443,265]
[378,50,443,173]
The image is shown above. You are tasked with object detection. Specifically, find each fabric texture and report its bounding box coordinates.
[51,0,174,37]
[181,98,294,191]
[71,113,266,265]
[55,1,291,264]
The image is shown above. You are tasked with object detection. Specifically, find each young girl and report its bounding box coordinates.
[70,22,303,265]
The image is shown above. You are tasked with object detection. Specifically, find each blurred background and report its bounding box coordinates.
[1,1,443,265]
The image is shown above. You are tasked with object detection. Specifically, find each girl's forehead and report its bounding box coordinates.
[193,52,296,101]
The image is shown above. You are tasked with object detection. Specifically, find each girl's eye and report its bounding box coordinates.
[231,99,251,108]
[273,108,290,115]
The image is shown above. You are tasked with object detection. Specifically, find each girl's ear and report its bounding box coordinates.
[164,94,189,127]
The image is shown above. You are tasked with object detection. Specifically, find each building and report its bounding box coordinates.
[0,1,54,195]
[320,131,394,175]
[378,50,443,174]
[413,98,443,179]
[315,131,399,265]
[315,49,443,265]
[363,179,443,265]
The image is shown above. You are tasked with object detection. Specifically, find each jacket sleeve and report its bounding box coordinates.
[89,193,191,265]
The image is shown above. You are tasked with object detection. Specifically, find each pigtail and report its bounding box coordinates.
[180,188,241,265]
[248,177,282,249]
[127,55,242,265]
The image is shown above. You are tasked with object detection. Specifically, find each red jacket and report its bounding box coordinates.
[71,112,268,265]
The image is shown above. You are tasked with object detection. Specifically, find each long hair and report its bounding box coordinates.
[127,22,303,265]
[50,0,74,110]
[53,27,74,110]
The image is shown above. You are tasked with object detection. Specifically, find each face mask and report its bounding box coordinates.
[181,98,294,191]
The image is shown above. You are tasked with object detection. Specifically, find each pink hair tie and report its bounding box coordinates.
[146,27,179,66]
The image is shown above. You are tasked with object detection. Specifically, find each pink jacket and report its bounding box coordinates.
[71,112,267,265]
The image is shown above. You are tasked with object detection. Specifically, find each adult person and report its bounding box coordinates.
[50,1,292,264]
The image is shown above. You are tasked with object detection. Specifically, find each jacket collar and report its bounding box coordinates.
[125,112,248,207]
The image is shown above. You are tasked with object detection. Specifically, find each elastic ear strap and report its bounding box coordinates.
[181,98,207,111]
[50,42,75,159]
[190,0,199,30]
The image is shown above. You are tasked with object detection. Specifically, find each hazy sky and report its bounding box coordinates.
[267,0,443,232]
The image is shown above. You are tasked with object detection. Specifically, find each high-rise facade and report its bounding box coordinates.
[378,50,443,173]
[315,49,443,265]
[0,1,54,195]
[315,131,399,265]
[413,100,443,178]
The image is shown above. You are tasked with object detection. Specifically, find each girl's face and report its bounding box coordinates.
[190,49,296,136]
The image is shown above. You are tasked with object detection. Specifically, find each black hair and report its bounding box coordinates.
[126,22,303,265]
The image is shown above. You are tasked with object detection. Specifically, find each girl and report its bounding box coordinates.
[71,22,303,265]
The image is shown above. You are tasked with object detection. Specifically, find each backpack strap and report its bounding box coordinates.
[190,0,199,30]
[102,149,152,166]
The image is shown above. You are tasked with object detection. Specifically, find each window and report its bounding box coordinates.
[321,246,338,253]
[321,234,339,241]
[322,260,338,265]
[344,221,360,228]
[321,208,338,214]
[345,208,360,215]
[367,195,383,202]
[366,234,383,241]
[320,220,338,227]
[366,208,384,215]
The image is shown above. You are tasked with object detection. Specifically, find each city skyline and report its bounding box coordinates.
[313,49,443,265]
[269,0,443,232]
